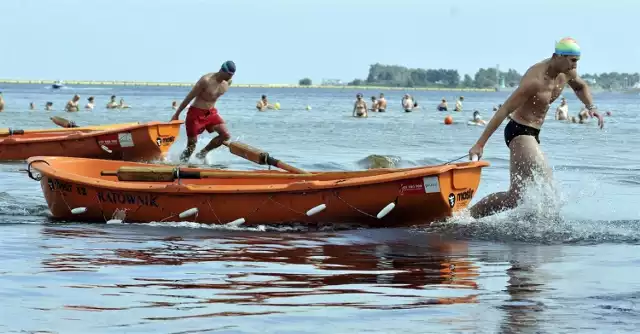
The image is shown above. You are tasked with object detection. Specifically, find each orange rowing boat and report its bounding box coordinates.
[27,156,489,227]
[0,120,183,161]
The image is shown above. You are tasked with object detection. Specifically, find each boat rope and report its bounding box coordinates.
[206,199,223,225]
[332,191,378,219]
[443,155,468,165]
[26,159,50,181]
[268,196,306,216]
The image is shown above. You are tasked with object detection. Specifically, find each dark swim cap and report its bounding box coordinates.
[221,60,236,74]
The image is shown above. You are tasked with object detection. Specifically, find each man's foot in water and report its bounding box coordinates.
[195,150,209,160]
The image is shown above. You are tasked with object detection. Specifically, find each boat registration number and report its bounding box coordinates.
[97,132,134,149]
[400,176,440,195]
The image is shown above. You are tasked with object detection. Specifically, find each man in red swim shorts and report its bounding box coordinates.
[171,60,236,162]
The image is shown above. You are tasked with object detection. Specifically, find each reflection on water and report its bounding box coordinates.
[0,224,486,332]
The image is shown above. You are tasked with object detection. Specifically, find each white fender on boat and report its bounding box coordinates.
[100,145,113,154]
[71,207,87,214]
[179,207,199,219]
[376,202,395,219]
[106,219,123,224]
[226,218,245,227]
[306,204,326,216]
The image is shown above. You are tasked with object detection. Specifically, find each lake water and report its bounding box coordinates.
[0,83,639,333]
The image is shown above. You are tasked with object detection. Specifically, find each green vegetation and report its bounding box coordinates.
[346,63,640,90]
[298,77,312,86]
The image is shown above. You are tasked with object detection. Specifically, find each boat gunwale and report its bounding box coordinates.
[0,120,184,144]
[28,156,490,194]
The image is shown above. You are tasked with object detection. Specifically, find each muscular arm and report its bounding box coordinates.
[568,71,604,128]
[174,77,204,116]
[473,75,539,147]
[567,71,594,107]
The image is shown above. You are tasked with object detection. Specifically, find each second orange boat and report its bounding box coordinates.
[0,120,183,161]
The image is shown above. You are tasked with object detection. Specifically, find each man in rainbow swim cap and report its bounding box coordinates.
[467,37,604,219]
[171,60,235,162]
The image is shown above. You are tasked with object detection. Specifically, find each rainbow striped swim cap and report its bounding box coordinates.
[555,37,581,56]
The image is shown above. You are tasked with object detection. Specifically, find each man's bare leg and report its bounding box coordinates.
[470,136,552,219]
[179,137,197,162]
[195,124,231,160]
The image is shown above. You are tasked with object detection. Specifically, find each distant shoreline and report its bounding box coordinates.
[0,79,496,92]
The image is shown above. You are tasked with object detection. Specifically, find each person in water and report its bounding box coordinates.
[352,93,368,117]
[85,96,95,110]
[369,96,378,112]
[437,98,448,111]
[171,60,236,162]
[402,94,414,112]
[467,37,604,219]
[555,97,568,120]
[455,96,464,111]
[377,93,387,112]
[106,95,119,109]
[0,92,5,112]
[256,95,273,111]
[65,94,80,112]
[45,102,53,111]
[470,110,487,125]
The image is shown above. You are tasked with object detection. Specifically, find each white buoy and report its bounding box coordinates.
[106,219,123,224]
[376,202,396,219]
[179,207,198,219]
[71,207,87,215]
[100,145,113,154]
[226,218,245,227]
[306,204,326,216]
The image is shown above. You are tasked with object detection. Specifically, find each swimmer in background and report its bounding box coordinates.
[402,94,414,112]
[256,95,274,111]
[377,93,387,112]
[106,95,119,109]
[65,94,80,112]
[437,98,448,111]
[85,96,95,110]
[45,102,53,111]
[171,101,178,110]
[119,98,130,109]
[29,102,35,110]
[470,110,487,125]
[369,96,378,112]
[455,96,464,111]
[353,93,368,117]
[0,92,4,112]
[555,97,568,120]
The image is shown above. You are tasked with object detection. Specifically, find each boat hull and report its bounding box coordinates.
[28,156,489,227]
[0,121,183,161]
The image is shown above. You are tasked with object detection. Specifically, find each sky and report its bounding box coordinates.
[2,0,638,84]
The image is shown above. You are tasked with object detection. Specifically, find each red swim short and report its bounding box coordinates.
[185,106,225,138]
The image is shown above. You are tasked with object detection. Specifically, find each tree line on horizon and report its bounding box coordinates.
[298,63,640,90]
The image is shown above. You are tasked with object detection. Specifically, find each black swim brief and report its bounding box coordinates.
[504,119,540,148]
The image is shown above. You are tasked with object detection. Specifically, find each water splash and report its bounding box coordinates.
[425,170,640,244]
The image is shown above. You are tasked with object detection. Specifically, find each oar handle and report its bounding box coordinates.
[0,128,25,136]
[265,155,308,174]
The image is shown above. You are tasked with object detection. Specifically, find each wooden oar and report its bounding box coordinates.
[101,166,314,182]
[222,140,308,174]
[51,116,79,128]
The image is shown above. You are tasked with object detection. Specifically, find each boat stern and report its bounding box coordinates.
[436,161,489,214]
